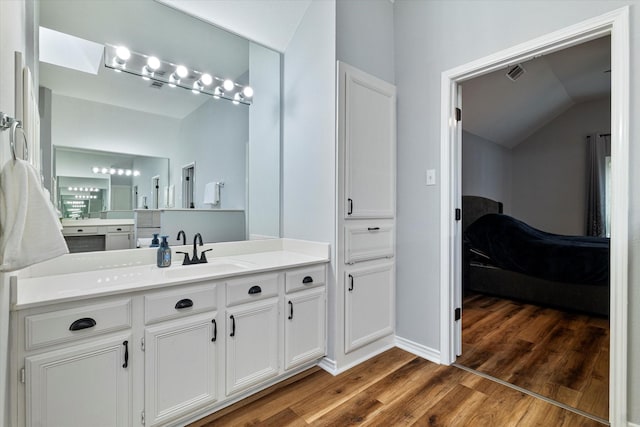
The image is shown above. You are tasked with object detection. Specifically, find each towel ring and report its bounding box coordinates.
[9,120,28,162]
[1,112,29,162]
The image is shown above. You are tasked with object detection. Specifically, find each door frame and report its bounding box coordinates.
[439,7,629,426]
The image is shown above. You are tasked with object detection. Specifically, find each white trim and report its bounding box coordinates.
[439,7,629,426]
[318,342,395,376]
[395,336,440,364]
[628,423,640,427]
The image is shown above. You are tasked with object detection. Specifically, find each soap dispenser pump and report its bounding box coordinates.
[150,233,160,248]
[157,236,171,268]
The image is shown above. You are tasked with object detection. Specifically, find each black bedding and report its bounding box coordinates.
[464,213,609,285]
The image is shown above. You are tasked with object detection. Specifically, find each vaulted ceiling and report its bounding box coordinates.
[461,36,611,148]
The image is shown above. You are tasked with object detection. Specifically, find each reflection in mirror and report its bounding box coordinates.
[54,146,170,219]
[39,0,281,249]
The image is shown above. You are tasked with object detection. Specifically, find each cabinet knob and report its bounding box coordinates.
[69,317,96,331]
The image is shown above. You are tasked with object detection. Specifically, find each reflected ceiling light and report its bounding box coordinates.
[92,166,100,173]
[103,44,254,105]
[125,170,132,176]
[117,169,124,175]
[133,170,141,177]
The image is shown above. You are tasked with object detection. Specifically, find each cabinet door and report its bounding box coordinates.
[345,262,395,353]
[341,63,396,219]
[26,334,131,427]
[284,287,326,370]
[105,233,132,250]
[226,298,279,395]
[145,312,218,426]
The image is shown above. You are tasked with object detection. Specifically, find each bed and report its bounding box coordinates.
[462,195,610,316]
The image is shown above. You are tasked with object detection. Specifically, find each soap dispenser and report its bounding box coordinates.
[150,233,160,248]
[157,236,172,268]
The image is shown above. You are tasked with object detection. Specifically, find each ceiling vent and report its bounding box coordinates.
[150,81,164,89]
[506,64,526,81]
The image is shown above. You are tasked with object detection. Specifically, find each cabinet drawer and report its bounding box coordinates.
[226,273,279,306]
[107,225,132,233]
[285,266,326,293]
[62,226,99,235]
[145,282,217,325]
[344,222,394,263]
[25,299,132,350]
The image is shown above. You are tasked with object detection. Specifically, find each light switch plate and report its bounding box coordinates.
[426,169,436,186]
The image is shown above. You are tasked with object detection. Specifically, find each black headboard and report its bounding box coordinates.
[462,195,503,231]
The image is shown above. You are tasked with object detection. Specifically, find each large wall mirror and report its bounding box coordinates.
[39,0,281,244]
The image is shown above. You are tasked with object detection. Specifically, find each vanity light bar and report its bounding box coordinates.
[92,166,140,176]
[103,44,253,106]
[67,187,99,192]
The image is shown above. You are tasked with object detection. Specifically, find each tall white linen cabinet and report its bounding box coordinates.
[331,62,397,371]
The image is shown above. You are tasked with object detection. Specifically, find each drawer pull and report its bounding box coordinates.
[367,227,380,231]
[347,198,353,215]
[175,298,194,310]
[76,229,84,232]
[211,319,217,342]
[248,285,262,295]
[230,315,236,337]
[288,301,294,320]
[122,341,129,368]
[69,317,96,331]
[302,276,313,284]
[348,274,354,292]
[116,227,122,231]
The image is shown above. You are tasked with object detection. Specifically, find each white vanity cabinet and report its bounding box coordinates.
[12,248,329,427]
[225,273,280,396]
[284,266,326,370]
[17,298,134,427]
[105,225,134,250]
[143,283,219,426]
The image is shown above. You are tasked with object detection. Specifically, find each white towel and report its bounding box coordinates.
[0,159,68,271]
[203,181,221,206]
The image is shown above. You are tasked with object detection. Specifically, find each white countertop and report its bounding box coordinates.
[61,219,135,227]
[10,239,330,310]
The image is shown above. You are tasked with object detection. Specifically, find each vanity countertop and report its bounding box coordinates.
[61,219,136,227]
[9,239,329,310]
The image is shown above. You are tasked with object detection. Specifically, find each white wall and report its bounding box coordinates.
[462,131,512,213]
[51,94,180,159]
[337,0,395,84]
[511,97,610,235]
[282,0,336,243]
[393,2,640,420]
[176,99,248,210]
[248,42,281,239]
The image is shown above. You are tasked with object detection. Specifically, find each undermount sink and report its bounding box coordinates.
[159,258,255,279]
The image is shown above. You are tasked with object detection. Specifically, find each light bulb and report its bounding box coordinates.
[133,170,140,177]
[201,73,213,86]
[68,187,72,191]
[147,56,160,70]
[115,46,130,61]
[125,170,132,176]
[109,168,116,175]
[92,166,99,173]
[243,86,254,98]
[176,65,188,79]
[101,168,108,174]
[223,79,234,91]
[117,169,124,175]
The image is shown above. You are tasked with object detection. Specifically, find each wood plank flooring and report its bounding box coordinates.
[190,347,606,426]
[456,293,609,420]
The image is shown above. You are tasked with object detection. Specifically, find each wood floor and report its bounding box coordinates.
[190,347,605,426]
[456,293,609,420]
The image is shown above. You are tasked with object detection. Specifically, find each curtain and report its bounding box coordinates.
[586,133,611,237]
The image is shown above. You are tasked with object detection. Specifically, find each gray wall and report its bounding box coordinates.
[393,1,640,420]
[337,0,395,84]
[462,131,512,213]
[511,97,610,235]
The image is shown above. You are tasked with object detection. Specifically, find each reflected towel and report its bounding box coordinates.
[203,181,221,206]
[0,159,68,271]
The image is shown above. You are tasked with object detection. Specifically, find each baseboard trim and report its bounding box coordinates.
[319,342,396,376]
[628,422,640,427]
[395,336,441,364]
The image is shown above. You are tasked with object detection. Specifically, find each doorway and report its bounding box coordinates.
[182,163,195,209]
[439,8,629,426]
